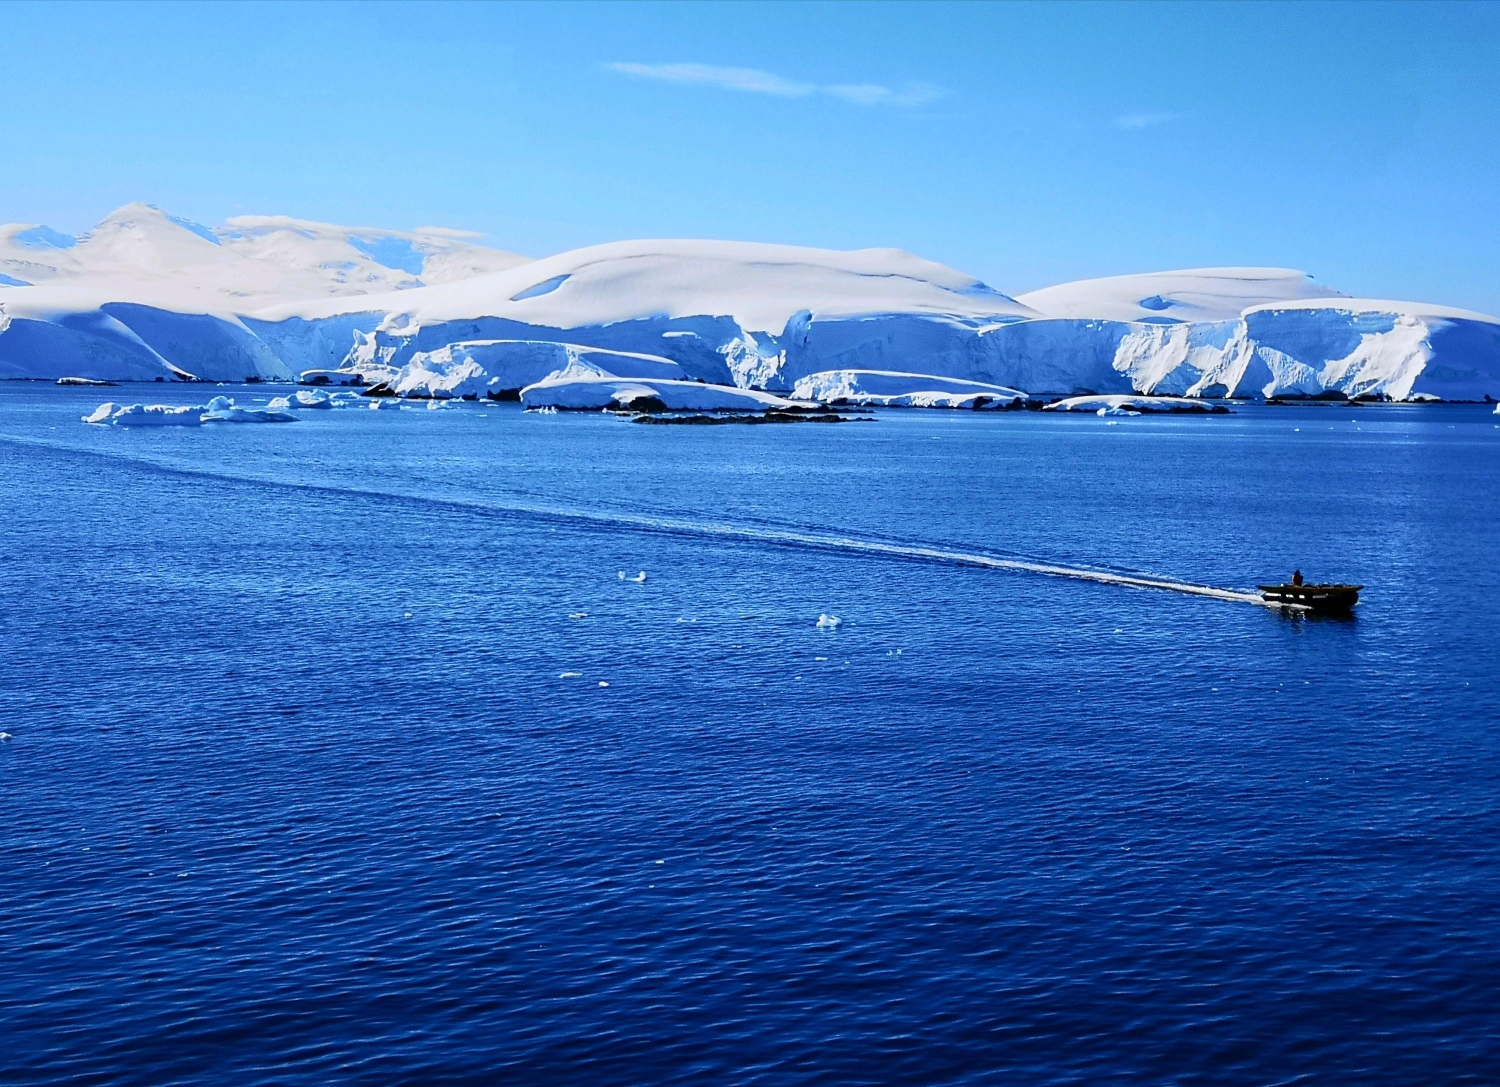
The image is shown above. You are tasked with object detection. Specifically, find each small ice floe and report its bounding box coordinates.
[0,732,11,740]
[295,389,334,409]
[367,397,400,410]
[816,613,842,629]
[1493,403,1499,415]
[426,398,448,411]
[202,396,296,423]
[568,611,588,619]
[598,681,610,688]
[628,571,647,583]
[267,389,334,412]
[57,376,116,387]
[559,671,582,679]
[84,402,203,427]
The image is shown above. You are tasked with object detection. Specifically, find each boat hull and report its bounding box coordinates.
[1257,584,1362,612]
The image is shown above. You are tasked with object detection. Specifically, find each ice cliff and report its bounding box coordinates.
[3,205,1498,402]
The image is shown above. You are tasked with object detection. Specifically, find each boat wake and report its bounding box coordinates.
[2,434,1269,608]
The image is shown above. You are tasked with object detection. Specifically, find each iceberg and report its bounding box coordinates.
[522,363,819,413]
[791,369,1027,409]
[293,389,333,409]
[1043,395,1229,415]
[82,401,203,426]
[266,389,333,411]
[201,395,296,423]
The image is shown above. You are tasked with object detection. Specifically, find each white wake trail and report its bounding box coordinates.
[3,433,1268,607]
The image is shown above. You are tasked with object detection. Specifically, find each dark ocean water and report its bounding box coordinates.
[2,385,1498,1085]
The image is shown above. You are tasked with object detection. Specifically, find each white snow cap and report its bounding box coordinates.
[0,202,528,309]
[263,238,1038,331]
[1019,267,1347,323]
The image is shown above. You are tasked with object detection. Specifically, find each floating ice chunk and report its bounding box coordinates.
[86,401,205,427]
[791,369,1027,409]
[268,388,333,411]
[116,403,205,427]
[522,370,817,414]
[1047,395,1227,414]
[367,398,400,410]
[1494,403,1499,415]
[816,613,842,629]
[598,681,610,688]
[294,388,334,409]
[568,611,588,619]
[559,671,582,678]
[628,571,647,583]
[202,395,296,423]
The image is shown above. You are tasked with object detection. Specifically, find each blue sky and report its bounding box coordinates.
[3,0,1498,311]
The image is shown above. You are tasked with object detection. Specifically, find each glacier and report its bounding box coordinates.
[3,204,1498,404]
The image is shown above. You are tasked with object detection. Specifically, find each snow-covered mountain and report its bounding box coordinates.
[2,203,1498,401]
[0,203,528,306]
[250,238,1042,388]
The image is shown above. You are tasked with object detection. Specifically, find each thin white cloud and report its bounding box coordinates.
[607,62,942,108]
[1116,111,1182,130]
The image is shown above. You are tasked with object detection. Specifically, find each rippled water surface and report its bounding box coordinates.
[3,386,1498,1084]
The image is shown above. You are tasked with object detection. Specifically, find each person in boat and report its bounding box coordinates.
[1292,569,1304,586]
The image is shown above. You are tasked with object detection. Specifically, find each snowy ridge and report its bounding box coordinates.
[1,204,527,305]
[1018,267,1344,323]
[3,204,1498,400]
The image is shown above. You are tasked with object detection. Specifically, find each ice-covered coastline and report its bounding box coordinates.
[4,204,1498,405]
